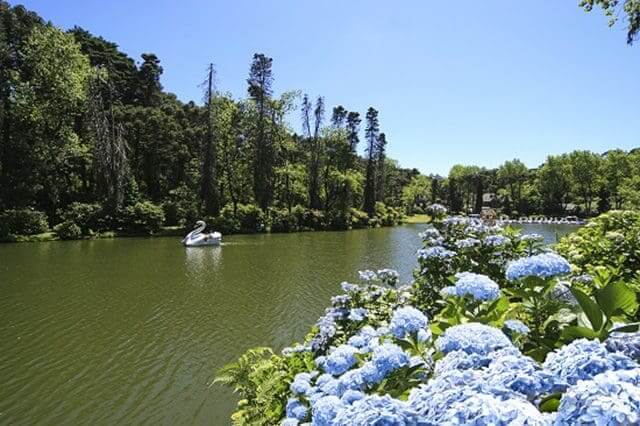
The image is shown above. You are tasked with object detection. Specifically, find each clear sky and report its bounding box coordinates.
[13,0,640,175]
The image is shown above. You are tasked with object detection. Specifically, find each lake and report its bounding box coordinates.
[0,223,577,425]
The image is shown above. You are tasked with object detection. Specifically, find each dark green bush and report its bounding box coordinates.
[235,204,266,233]
[162,186,199,226]
[293,206,325,231]
[123,201,165,234]
[349,208,370,229]
[59,202,104,234]
[0,208,49,237]
[268,207,299,233]
[54,220,82,240]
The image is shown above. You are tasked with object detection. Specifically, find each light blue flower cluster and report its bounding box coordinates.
[389,306,430,340]
[542,338,638,389]
[483,234,509,247]
[555,369,640,425]
[324,345,359,376]
[443,393,545,425]
[504,319,530,335]
[417,246,456,260]
[445,272,500,301]
[436,323,514,355]
[505,252,571,281]
[419,227,440,240]
[291,372,315,395]
[606,331,640,360]
[427,203,447,215]
[348,308,367,322]
[333,395,420,425]
[360,342,410,384]
[455,237,481,248]
[311,395,342,426]
[340,281,359,292]
[286,398,308,421]
[376,268,399,286]
[358,270,377,282]
[520,233,543,242]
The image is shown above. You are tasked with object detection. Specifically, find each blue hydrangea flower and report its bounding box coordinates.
[606,331,640,360]
[331,294,350,307]
[340,389,364,405]
[436,323,514,355]
[504,319,530,335]
[358,270,377,282]
[377,268,399,286]
[484,352,555,399]
[434,350,494,375]
[338,367,367,391]
[484,234,509,247]
[286,398,308,421]
[311,395,343,426]
[316,375,343,396]
[389,306,429,340]
[505,252,571,281]
[348,308,367,322]
[291,372,313,395]
[359,343,410,385]
[333,395,421,425]
[427,203,447,215]
[340,281,359,292]
[555,369,640,425]
[455,237,481,249]
[282,418,299,426]
[347,326,378,351]
[324,345,359,376]
[543,338,638,390]
[442,393,544,424]
[449,272,500,301]
[417,246,456,260]
[419,227,440,240]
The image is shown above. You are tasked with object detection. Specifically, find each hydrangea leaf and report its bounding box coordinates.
[595,280,638,318]
[570,287,604,331]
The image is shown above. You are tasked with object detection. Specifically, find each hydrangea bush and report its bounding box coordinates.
[217,212,640,425]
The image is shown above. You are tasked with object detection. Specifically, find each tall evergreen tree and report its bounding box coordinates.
[363,107,379,215]
[375,132,387,202]
[247,53,274,210]
[307,96,324,209]
[137,53,162,107]
[345,111,361,168]
[331,105,347,128]
[201,63,220,215]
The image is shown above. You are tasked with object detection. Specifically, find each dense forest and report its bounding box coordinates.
[1,2,638,240]
[0,2,416,239]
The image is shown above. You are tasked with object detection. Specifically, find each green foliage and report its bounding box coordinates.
[214,348,313,425]
[162,186,199,227]
[580,0,640,44]
[59,202,104,234]
[54,220,82,240]
[122,201,165,234]
[0,208,49,237]
[556,210,640,281]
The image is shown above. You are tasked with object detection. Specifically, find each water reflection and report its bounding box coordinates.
[184,246,222,280]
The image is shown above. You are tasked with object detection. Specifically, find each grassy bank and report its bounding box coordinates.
[402,214,431,224]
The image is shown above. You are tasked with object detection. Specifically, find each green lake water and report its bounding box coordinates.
[0,223,577,425]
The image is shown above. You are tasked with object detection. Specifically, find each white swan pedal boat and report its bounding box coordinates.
[182,220,222,247]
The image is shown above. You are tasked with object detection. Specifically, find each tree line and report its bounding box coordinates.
[0,2,417,237]
[403,149,640,217]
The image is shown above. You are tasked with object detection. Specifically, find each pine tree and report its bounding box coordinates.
[201,63,220,215]
[247,53,274,210]
[363,107,379,215]
[375,132,387,202]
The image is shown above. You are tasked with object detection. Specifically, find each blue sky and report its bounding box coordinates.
[15,0,640,175]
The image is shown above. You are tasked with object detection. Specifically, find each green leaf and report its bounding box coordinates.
[570,287,604,331]
[539,393,562,412]
[595,281,639,317]
[610,322,640,333]
[561,325,599,341]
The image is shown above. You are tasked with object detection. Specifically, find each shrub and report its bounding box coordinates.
[350,209,370,229]
[0,208,49,236]
[123,201,165,234]
[59,202,104,234]
[269,207,300,233]
[293,206,326,231]
[556,210,640,282]
[54,220,82,240]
